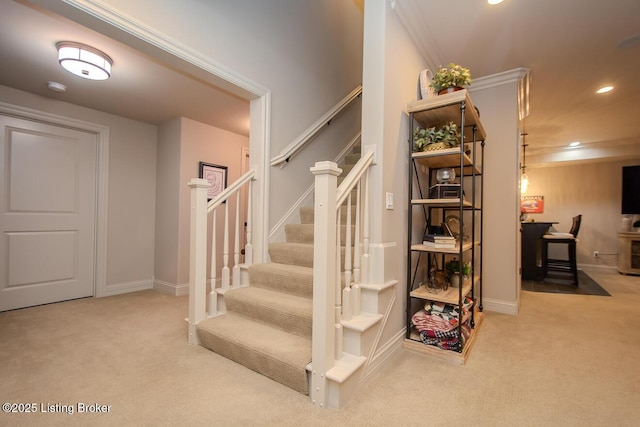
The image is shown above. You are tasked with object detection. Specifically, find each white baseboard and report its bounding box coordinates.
[153,279,189,296]
[104,278,153,297]
[481,297,519,315]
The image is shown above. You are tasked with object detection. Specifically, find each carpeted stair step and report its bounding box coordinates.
[224,286,312,338]
[249,263,313,297]
[197,313,311,394]
[285,223,356,244]
[269,242,347,270]
[269,242,314,267]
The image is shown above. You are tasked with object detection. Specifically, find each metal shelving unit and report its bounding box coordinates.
[403,89,486,363]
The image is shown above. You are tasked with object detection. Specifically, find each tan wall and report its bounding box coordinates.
[524,159,640,268]
[470,84,521,312]
[178,118,249,286]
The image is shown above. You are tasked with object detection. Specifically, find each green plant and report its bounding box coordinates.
[430,63,472,93]
[444,258,471,278]
[413,121,461,151]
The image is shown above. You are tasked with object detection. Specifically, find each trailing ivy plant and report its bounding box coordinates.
[413,121,461,151]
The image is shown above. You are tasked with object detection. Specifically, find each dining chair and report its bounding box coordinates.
[541,215,582,286]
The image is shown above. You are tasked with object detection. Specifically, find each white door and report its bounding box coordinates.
[0,115,97,311]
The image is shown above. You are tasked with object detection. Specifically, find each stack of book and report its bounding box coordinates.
[422,234,456,248]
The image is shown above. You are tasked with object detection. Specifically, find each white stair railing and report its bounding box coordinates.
[188,169,256,345]
[309,150,374,408]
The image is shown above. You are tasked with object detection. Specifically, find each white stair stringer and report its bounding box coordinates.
[309,280,397,408]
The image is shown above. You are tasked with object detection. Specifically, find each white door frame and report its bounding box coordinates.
[0,102,110,298]
[39,0,272,265]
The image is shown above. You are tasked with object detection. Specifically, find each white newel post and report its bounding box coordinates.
[310,161,341,408]
[188,178,210,345]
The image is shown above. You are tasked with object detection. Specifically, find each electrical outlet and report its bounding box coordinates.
[593,250,599,258]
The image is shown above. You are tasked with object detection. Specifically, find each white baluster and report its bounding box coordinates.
[244,182,253,266]
[208,208,218,317]
[361,169,370,285]
[353,180,361,284]
[344,193,352,288]
[232,192,240,288]
[221,201,230,289]
[335,206,342,323]
[352,180,361,316]
[342,194,353,321]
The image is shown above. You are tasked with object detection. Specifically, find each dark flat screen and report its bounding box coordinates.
[622,165,640,214]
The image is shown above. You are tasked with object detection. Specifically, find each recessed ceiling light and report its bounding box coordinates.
[56,41,112,80]
[569,141,581,147]
[488,0,504,4]
[597,86,613,94]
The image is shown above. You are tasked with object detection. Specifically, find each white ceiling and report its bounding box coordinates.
[395,0,640,166]
[2,1,640,166]
[0,1,250,136]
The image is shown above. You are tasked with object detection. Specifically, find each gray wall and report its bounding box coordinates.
[0,84,157,290]
[88,0,365,233]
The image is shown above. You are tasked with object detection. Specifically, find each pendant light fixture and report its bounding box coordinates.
[520,132,530,194]
[56,42,112,80]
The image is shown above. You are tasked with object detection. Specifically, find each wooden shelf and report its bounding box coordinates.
[410,277,475,305]
[411,240,477,254]
[412,148,480,175]
[403,311,484,365]
[411,198,480,209]
[407,89,486,141]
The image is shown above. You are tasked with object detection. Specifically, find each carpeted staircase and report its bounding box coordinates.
[196,148,361,395]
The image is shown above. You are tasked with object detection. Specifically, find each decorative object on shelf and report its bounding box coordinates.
[436,167,456,184]
[425,253,449,292]
[418,69,436,100]
[429,183,461,199]
[413,121,461,152]
[430,63,472,95]
[427,265,449,293]
[445,215,469,241]
[445,258,471,288]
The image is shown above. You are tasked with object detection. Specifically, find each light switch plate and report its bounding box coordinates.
[385,192,394,210]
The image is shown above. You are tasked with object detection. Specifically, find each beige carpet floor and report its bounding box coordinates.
[1,267,639,426]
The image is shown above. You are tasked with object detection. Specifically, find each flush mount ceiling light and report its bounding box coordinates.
[56,42,112,80]
[596,86,614,94]
[488,0,504,4]
[569,141,581,148]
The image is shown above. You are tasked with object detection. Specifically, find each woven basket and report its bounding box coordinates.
[423,142,448,152]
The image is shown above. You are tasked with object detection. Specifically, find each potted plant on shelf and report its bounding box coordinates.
[444,258,471,288]
[413,121,461,152]
[430,63,472,95]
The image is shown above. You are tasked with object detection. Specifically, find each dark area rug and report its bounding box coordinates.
[522,270,611,296]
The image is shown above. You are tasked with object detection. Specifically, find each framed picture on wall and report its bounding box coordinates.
[199,162,228,201]
[521,195,544,213]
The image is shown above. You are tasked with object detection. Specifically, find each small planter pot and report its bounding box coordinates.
[449,273,470,288]
[438,86,464,95]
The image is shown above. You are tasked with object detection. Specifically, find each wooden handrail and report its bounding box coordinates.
[270,85,362,167]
